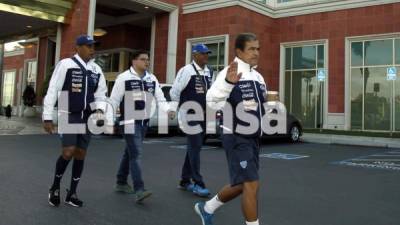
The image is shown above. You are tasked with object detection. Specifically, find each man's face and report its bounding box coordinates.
[193,52,209,66]
[236,40,260,67]
[132,53,150,72]
[76,44,95,61]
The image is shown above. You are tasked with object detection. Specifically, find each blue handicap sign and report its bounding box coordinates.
[387,67,397,81]
[317,69,326,81]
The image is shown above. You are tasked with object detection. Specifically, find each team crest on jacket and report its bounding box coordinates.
[240,161,248,169]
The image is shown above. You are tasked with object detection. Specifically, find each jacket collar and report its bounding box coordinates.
[73,54,94,68]
[192,60,210,73]
[129,66,148,79]
[234,57,257,73]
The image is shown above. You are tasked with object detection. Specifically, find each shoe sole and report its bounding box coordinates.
[193,191,210,198]
[135,192,152,203]
[64,201,82,208]
[115,189,135,194]
[194,203,206,225]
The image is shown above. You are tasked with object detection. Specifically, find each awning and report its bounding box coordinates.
[0,0,74,23]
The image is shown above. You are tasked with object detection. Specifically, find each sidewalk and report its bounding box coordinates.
[302,133,400,149]
[0,116,45,135]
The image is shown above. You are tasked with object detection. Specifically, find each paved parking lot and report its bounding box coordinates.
[0,134,399,225]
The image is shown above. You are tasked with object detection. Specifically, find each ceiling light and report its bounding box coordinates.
[26,25,32,28]
[144,6,149,9]
[93,28,107,37]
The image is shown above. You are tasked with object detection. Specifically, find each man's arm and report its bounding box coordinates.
[42,60,67,121]
[206,62,241,110]
[93,69,108,112]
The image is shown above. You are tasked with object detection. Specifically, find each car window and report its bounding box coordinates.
[161,86,171,101]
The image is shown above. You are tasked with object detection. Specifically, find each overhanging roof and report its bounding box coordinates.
[0,0,74,23]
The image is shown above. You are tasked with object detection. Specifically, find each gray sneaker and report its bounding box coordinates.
[115,184,135,194]
[135,190,152,203]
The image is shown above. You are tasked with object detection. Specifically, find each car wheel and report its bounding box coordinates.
[289,124,301,143]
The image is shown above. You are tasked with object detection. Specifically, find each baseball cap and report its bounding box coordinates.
[76,35,97,46]
[192,44,212,54]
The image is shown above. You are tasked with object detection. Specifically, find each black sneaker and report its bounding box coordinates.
[48,189,60,207]
[64,189,83,207]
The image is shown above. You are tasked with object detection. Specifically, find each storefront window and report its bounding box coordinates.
[351,68,363,129]
[350,38,399,131]
[364,39,392,66]
[187,35,228,77]
[363,67,392,130]
[396,66,400,131]
[2,71,16,106]
[293,46,316,70]
[351,42,363,66]
[95,52,120,73]
[396,39,400,64]
[284,43,326,129]
[26,60,37,91]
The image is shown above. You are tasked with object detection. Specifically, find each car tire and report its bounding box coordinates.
[289,124,301,143]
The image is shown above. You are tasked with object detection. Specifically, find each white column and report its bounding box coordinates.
[55,24,62,64]
[87,0,97,36]
[150,16,156,73]
[166,8,179,84]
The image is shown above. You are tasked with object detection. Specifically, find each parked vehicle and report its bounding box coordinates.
[204,104,303,143]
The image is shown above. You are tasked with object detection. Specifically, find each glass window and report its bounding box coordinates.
[189,40,226,77]
[285,48,291,70]
[351,68,363,129]
[364,39,393,66]
[351,42,363,67]
[2,71,16,106]
[396,66,400,131]
[293,46,316,70]
[291,70,316,128]
[284,71,291,111]
[317,45,324,68]
[26,61,37,91]
[363,67,392,131]
[396,39,400,64]
[95,52,120,73]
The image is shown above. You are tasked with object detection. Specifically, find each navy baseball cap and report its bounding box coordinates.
[192,44,212,54]
[76,35,96,46]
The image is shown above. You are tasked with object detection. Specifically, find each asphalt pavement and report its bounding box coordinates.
[0,134,399,225]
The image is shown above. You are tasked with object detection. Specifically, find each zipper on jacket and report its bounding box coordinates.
[253,80,263,137]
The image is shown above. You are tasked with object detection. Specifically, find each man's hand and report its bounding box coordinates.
[43,121,55,134]
[225,61,242,84]
[168,111,176,120]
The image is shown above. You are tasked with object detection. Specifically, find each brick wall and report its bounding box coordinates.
[60,0,90,59]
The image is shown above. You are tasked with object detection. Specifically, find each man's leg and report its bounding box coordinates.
[179,151,193,189]
[65,133,90,207]
[115,147,134,193]
[242,181,259,224]
[125,124,151,203]
[68,147,86,195]
[48,146,74,207]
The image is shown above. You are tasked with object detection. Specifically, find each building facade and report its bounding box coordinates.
[0,0,399,133]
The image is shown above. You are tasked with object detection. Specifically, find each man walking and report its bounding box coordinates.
[43,35,107,207]
[110,50,175,203]
[195,33,266,225]
[170,44,213,197]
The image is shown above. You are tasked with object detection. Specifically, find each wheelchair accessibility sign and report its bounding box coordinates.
[260,153,309,160]
[387,67,397,81]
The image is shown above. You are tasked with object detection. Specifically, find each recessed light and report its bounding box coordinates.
[26,25,32,28]
[144,6,149,9]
